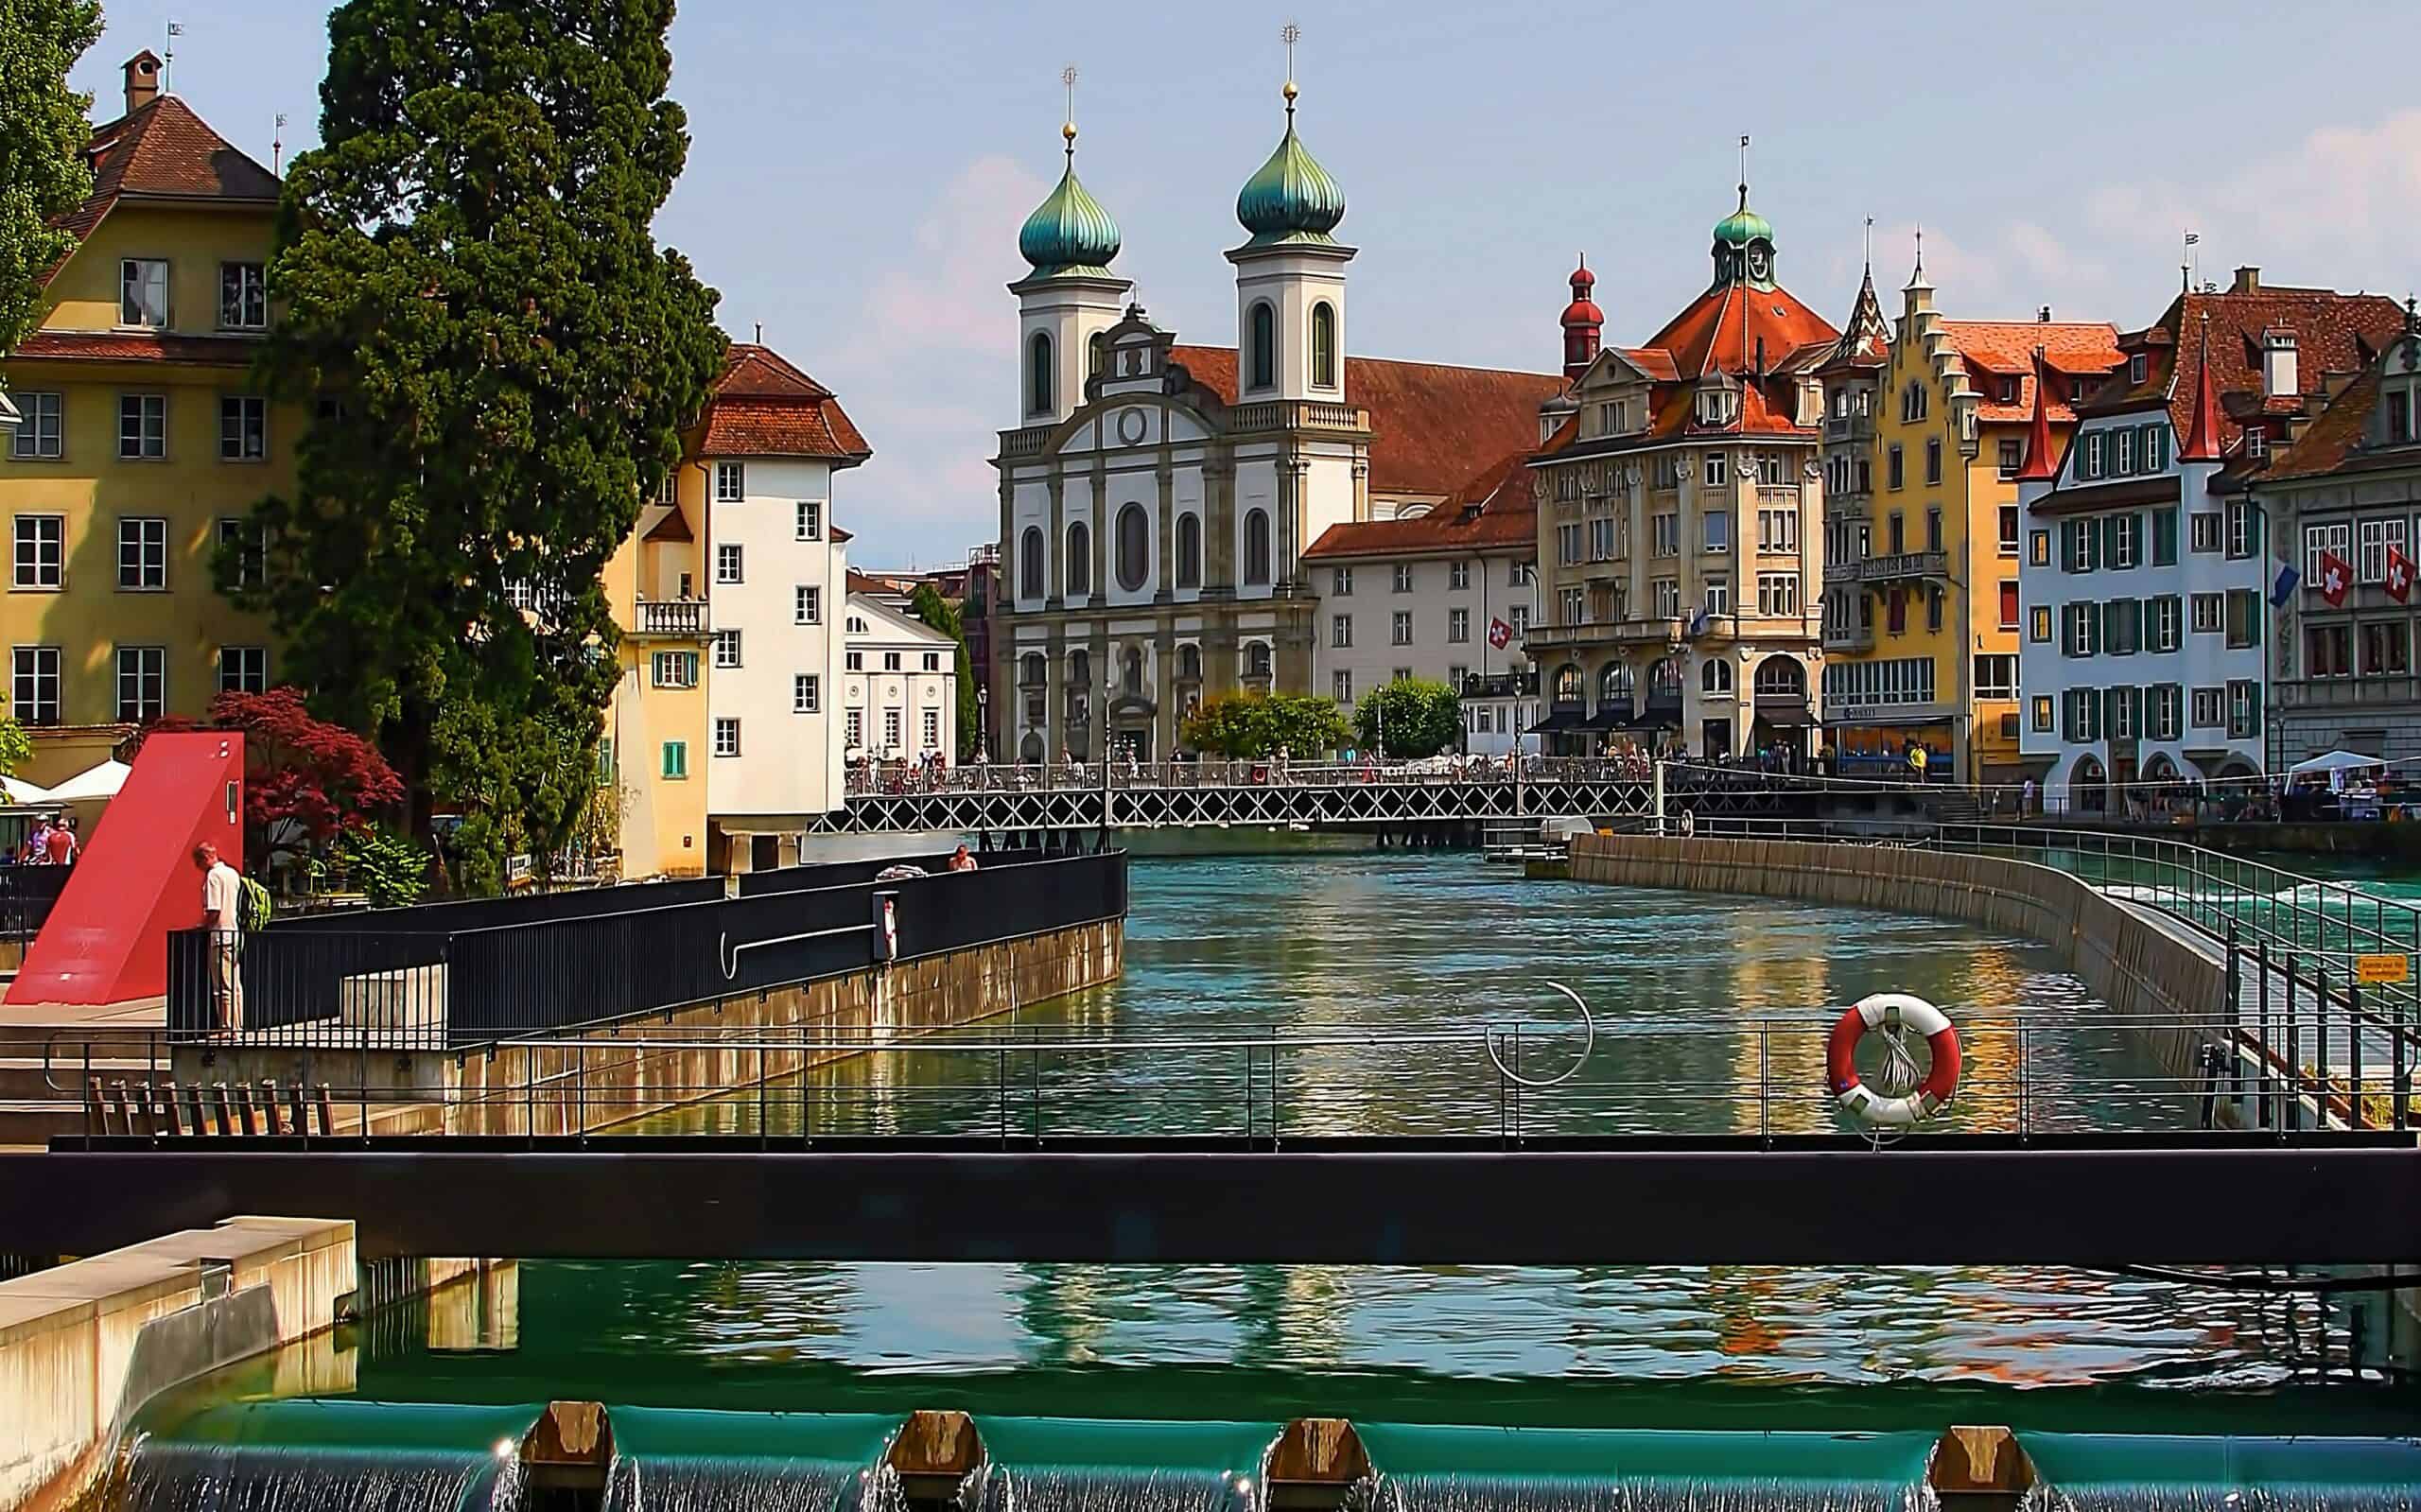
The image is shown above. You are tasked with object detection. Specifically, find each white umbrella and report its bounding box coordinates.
[0,773,52,804]
[2288,749,2385,776]
[45,758,131,802]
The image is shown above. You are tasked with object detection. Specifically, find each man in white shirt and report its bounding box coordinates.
[193,842,244,1032]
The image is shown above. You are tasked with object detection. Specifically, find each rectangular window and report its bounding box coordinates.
[712,629,741,669]
[2104,598,2140,655]
[2190,687,2226,729]
[2029,529,2051,567]
[882,651,902,671]
[1974,653,2019,700]
[1450,560,1471,591]
[1997,440,2022,480]
[1332,566,1353,595]
[11,646,60,724]
[1887,444,1905,490]
[794,584,820,624]
[2189,592,2222,633]
[1704,511,1729,552]
[2306,623,2353,677]
[2064,601,2099,657]
[1925,507,1943,553]
[218,645,268,694]
[2030,695,2053,733]
[651,651,698,688]
[714,461,745,502]
[716,543,743,583]
[2189,512,2221,553]
[2116,426,2136,475]
[7,392,61,460]
[1560,587,1586,625]
[845,710,862,748]
[1332,614,1352,648]
[2106,685,2139,739]
[923,709,941,749]
[1999,580,2020,630]
[2029,605,2051,643]
[2144,425,2168,471]
[2151,508,2177,566]
[119,258,168,327]
[1755,573,1800,617]
[923,652,940,672]
[845,651,863,671]
[1704,576,1731,615]
[218,262,267,329]
[1653,513,1680,556]
[1391,610,1412,645]
[2148,684,2183,742]
[1332,669,1353,703]
[1392,564,1414,593]
[2082,431,2105,479]
[117,515,167,589]
[661,739,688,778]
[1996,506,2020,558]
[2062,517,2098,572]
[2358,517,2407,582]
[114,645,165,721]
[218,395,267,461]
[794,500,822,540]
[2226,501,2258,559]
[1448,607,1470,642]
[1757,507,1799,553]
[118,393,165,459]
[2227,680,2260,739]
[1925,437,1942,485]
[883,709,902,750]
[2304,521,2351,584]
[2108,513,2140,569]
[216,517,263,590]
[1704,451,1728,487]
[2148,594,2183,652]
[2062,687,2100,742]
[2224,588,2260,649]
[2362,621,2410,675]
[1652,578,1681,618]
[13,515,62,589]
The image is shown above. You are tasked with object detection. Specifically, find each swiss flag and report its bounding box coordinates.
[2388,544,2414,603]
[2318,548,2355,607]
[1488,617,1513,650]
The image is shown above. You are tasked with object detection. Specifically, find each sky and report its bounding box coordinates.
[73,2,2421,568]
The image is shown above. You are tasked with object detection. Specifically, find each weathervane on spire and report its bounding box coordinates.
[1863,216,1873,273]
[1913,222,1925,279]
[1061,64,1079,159]
[1737,133,1750,206]
[1282,23,1300,112]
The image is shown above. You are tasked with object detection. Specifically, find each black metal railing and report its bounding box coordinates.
[0,863,72,944]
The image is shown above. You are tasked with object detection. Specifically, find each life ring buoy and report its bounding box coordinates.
[1826,992,1959,1128]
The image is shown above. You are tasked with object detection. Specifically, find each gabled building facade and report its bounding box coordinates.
[991,88,1559,761]
[1524,188,1836,759]
[2016,269,2404,807]
[841,579,959,765]
[1820,253,2118,781]
[0,55,292,785]
[2260,301,2421,764]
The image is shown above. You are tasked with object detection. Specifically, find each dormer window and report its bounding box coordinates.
[1998,377,2018,404]
[2243,425,2267,461]
[2128,353,2148,385]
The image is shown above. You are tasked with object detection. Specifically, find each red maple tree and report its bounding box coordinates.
[145,687,406,860]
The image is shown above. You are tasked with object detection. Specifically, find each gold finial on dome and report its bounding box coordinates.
[1281,23,1300,113]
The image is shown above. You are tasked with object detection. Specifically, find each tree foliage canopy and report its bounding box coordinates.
[907,582,978,761]
[148,686,406,866]
[246,0,725,889]
[0,0,101,354]
[1179,692,1350,759]
[1352,678,1463,758]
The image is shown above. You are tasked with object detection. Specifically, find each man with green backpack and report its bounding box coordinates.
[191,841,263,1032]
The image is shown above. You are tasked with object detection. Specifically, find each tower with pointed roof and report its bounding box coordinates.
[1012,78,1131,428]
[1560,258,1603,383]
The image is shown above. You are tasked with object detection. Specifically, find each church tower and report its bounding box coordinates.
[1227,49,1353,404]
[1560,256,1603,382]
[1010,79,1129,426]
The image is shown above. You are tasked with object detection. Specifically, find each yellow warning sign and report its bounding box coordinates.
[2355,953,2410,985]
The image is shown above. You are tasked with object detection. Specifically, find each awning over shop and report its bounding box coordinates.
[1753,704,1818,728]
[1526,711,1582,734]
[1580,705,1631,730]
[1627,707,1683,731]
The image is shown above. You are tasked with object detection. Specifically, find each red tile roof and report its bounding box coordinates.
[1301,448,1538,561]
[1639,280,1838,382]
[696,342,871,463]
[1939,320,2121,424]
[1167,345,1565,497]
[43,95,279,287]
[9,329,259,365]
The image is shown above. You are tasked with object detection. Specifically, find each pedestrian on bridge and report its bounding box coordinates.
[193,842,246,1034]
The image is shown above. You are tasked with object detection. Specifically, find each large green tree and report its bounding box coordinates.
[1352,678,1462,758]
[0,0,101,356]
[247,0,725,889]
[907,581,978,761]
[1179,692,1350,760]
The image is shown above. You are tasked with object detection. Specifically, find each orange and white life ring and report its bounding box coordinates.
[1825,992,1959,1127]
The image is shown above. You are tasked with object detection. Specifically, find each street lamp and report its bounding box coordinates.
[975,684,987,760]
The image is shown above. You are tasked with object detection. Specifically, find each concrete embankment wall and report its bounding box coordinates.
[0,1217,354,1512]
[1564,834,2227,1082]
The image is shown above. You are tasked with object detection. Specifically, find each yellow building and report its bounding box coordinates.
[0,54,294,787]
[1819,254,2116,783]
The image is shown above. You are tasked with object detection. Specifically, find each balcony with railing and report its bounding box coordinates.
[630,598,710,638]
[1459,669,1541,700]
[1225,399,1370,436]
[1525,617,1685,650]
[1823,413,1876,443]
[2273,674,2421,709]
[998,426,1053,460]
[1857,551,1949,585]
[1822,619,1874,652]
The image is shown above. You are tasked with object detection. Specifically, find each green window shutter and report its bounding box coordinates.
[2102,600,2121,652]
[2062,692,2076,742]
[2152,508,2177,565]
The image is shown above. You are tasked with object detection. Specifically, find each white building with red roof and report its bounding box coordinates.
[1524,183,1837,760]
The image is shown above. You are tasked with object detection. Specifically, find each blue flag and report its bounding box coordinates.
[2270,559,2299,609]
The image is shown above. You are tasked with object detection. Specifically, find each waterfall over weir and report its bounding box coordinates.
[113,1442,503,1512]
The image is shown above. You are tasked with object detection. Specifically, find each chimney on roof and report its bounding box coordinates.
[2232,267,2261,294]
[2261,325,2299,399]
[124,51,162,114]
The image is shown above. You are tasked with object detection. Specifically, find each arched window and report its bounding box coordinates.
[1178,643,1202,681]
[1115,504,1149,592]
[1701,658,1733,694]
[1600,663,1636,706]
[1122,646,1143,695]
[1752,656,1806,700]
[1176,513,1202,588]
[1028,332,1054,414]
[1019,527,1045,599]
[1243,508,1272,585]
[1088,331,1106,378]
[1649,657,1682,700]
[1066,521,1090,597]
[1311,302,1337,389]
[1019,652,1046,687]
[1245,641,1273,679]
[1248,302,1277,391]
[1554,665,1583,703]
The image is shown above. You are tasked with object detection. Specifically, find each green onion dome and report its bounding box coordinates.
[1019,125,1121,279]
[1235,85,1346,248]
[1713,185,1773,248]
